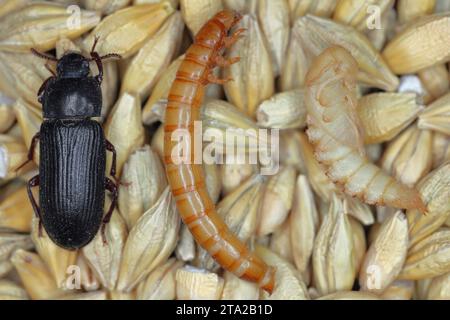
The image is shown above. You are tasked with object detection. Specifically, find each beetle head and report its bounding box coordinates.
[57,52,90,78]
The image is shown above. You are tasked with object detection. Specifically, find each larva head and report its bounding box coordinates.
[214,10,242,29]
[305,46,359,87]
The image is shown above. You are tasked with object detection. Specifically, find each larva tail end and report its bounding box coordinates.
[260,267,276,294]
[415,196,428,215]
[385,185,427,214]
[262,282,274,294]
[403,190,428,214]
[259,267,276,294]
[207,73,233,85]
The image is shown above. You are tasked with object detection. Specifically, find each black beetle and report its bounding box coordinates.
[18,38,122,250]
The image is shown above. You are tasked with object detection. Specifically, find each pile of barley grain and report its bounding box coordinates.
[0,0,449,300]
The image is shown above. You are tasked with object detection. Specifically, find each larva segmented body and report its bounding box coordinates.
[305,46,426,212]
[163,10,275,292]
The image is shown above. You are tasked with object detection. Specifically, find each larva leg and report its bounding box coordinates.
[105,139,117,182]
[214,55,240,67]
[44,63,56,76]
[223,28,246,48]
[207,73,233,85]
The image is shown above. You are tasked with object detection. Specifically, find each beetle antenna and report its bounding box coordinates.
[91,36,100,54]
[100,53,122,60]
[87,53,122,62]
[88,36,122,61]
[31,48,58,62]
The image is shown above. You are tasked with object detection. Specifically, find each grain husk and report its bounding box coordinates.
[383,13,450,74]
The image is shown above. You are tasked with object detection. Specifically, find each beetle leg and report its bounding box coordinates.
[27,175,43,237]
[105,139,130,187]
[90,51,104,84]
[102,177,118,245]
[30,47,57,102]
[105,139,117,182]
[16,132,40,172]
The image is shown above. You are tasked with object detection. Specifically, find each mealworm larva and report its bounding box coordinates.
[305,46,426,212]
[163,10,275,292]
